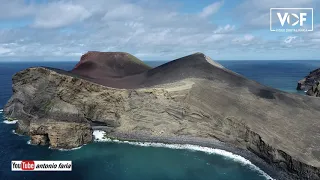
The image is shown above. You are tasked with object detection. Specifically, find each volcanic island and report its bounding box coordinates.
[4,52,320,180]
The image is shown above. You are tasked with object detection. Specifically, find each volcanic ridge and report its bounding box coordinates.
[4,51,320,180]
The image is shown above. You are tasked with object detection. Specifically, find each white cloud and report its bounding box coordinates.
[199,1,224,18]
[310,31,320,39]
[204,34,226,42]
[232,34,255,44]
[311,39,320,42]
[238,0,314,11]
[236,0,317,28]
[0,47,11,54]
[33,3,91,28]
[0,0,318,60]
[0,0,34,19]
[214,24,235,33]
[103,4,142,21]
[314,24,320,29]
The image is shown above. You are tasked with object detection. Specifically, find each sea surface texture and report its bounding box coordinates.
[1,60,319,180]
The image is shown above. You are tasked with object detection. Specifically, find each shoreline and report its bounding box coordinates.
[97,130,291,180]
[7,119,291,179]
[1,110,18,124]
[10,122,290,179]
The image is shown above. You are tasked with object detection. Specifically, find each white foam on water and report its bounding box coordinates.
[12,130,23,136]
[2,115,18,124]
[93,130,106,141]
[27,140,32,145]
[50,146,84,151]
[0,109,3,113]
[92,130,274,180]
[3,120,18,124]
[27,139,83,151]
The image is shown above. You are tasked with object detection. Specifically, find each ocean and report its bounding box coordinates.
[1,60,320,180]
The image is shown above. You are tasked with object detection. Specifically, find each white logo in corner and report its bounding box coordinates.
[270,8,313,32]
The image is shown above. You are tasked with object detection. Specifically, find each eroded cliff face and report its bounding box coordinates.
[4,65,320,180]
[297,68,320,96]
[29,120,92,149]
[306,82,320,97]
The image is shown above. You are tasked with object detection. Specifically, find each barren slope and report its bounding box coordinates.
[3,52,320,180]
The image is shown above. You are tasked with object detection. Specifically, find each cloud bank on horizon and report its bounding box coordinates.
[0,0,319,61]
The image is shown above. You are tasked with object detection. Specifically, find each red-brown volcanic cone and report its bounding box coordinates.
[71,51,151,79]
[69,51,152,88]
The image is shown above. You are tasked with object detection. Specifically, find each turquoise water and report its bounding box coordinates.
[1,60,320,180]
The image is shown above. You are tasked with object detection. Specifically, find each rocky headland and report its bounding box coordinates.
[4,51,320,180]
[297,68,320,96]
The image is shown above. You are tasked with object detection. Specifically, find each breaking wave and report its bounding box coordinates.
[12,130,23,136]
[93,130,106,141]
[27,139,84,151]
[51,146,84,151]
[3,120,18,124]
[27,140,32,145]
[93,130,274,180]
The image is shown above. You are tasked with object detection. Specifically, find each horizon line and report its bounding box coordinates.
[1,59,320,62]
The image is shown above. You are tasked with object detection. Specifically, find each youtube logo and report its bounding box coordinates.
[21,161,35,170]
[11,160,72,171]
[11,160,35,171]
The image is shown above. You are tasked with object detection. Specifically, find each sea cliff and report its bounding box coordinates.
[297,68,320,96]
[4,52,320,180]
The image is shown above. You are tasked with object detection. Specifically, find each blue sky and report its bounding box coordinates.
[0,0,319,61]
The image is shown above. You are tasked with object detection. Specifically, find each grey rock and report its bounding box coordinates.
[306,82,320,97]
[31,135,49,146]
[297,68,320,94]
[4,52,320,180]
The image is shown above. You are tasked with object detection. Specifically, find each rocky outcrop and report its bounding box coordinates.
[297,68,320,94]
[31,135,49,145]
[30,120,92,149]
[4,52,320,179]
[306,82,320,97]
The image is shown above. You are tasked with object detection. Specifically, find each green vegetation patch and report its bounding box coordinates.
[5,117,16,121]
[126,53,152,69]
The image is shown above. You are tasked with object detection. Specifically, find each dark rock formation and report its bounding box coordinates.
[306,82,320,97]
[30,120,92,149]
[31,135,49,146]
[297,68,320,94]
[4,52,320,180]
